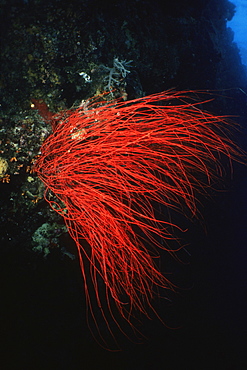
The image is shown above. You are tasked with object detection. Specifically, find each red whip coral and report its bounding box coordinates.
[33,91,242,347]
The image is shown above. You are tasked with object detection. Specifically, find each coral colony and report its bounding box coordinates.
[33,90,242,347]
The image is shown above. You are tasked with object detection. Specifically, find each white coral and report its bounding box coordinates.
[101,57,132,92]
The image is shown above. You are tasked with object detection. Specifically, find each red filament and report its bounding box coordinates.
[34,91,241,345]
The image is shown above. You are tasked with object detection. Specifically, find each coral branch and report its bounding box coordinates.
[34,91,243,347]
